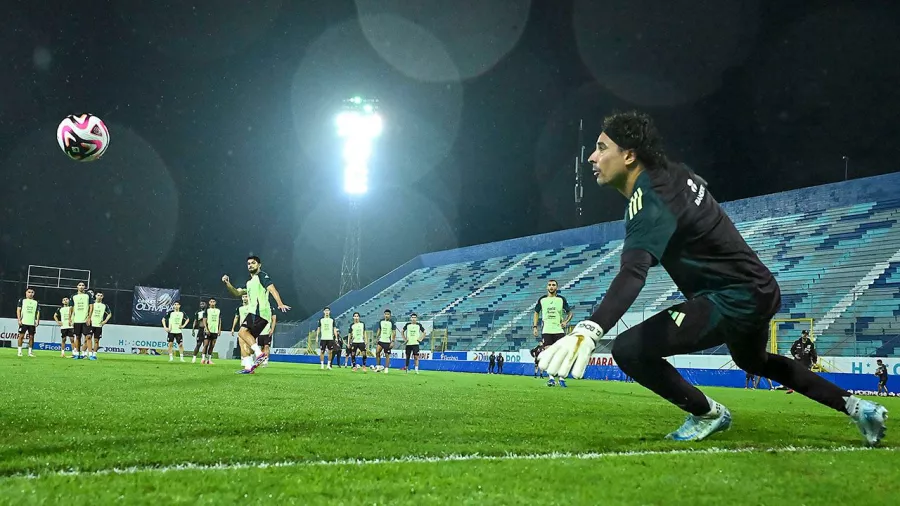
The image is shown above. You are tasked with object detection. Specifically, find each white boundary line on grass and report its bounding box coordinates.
[7,445,894,480]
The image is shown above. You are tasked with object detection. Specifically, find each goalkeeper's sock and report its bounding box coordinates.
[844,395,860,417]
[703,396,726,418]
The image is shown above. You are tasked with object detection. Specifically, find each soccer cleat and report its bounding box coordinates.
[848,399,888,447]
[89,355,97,361]
[666,407,733,442]
[546,378,556,387]
[169,356,174,362]
[235,368,255,375]
[327,365,332,370]
[559,378,567,388]
[17,351,23,357]
[207,359,214,365]
[252,352,268,369]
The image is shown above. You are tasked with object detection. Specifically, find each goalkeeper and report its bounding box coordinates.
[540,111,887,445]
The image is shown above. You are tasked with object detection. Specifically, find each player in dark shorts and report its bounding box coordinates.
[70,282,92,360]
[347,312,368,371]
[163,301,189,362]
[533,280,573,387]
[540,111,887,445]
[402,313,426,374]
[202,297,223,365]
[54,297,75,358]
[16,287,40,357]
[223,256,291,374]
[374,309,396,372]
[316,307,338,370]
[87,291,112,360]
[875,360,889,397]
[191,300,207,364]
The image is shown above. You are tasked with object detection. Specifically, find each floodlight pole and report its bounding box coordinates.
[339,197,362,296]
[574,119,585,227]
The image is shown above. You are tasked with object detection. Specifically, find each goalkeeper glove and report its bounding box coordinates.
[537,320,604,379]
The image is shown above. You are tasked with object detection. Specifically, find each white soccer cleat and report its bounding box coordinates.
[666,405,732,442]
[192,356,197,364]
[848,399,888,447]
[169,355,174,362]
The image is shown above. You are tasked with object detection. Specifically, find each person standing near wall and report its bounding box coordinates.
[875,360,889,396]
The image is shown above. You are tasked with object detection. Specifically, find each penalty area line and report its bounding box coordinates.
[7,445,895,480]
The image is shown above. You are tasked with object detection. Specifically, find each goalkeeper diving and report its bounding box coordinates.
[539,111,887,445]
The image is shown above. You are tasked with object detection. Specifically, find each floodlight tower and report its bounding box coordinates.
[337,96,382,296]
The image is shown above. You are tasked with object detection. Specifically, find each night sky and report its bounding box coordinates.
[2,1,899,318]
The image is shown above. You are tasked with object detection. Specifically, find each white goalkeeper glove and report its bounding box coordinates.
[538,320,604,379]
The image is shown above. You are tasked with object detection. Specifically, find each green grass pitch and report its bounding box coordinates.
[0,351,896,505]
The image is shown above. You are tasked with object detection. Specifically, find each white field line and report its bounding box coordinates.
[7,445,893,480]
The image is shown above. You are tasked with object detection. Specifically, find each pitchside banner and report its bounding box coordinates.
[0,317,233,358]
[132,286,180,325]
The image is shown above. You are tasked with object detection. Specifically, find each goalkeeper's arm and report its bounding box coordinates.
[539,249,651,379]
[588,249,652,331]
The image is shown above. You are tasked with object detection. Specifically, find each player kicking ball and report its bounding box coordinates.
[539,111,887,446]
[222,255,290,374]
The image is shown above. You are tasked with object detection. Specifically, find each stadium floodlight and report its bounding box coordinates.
[336,101,382,195]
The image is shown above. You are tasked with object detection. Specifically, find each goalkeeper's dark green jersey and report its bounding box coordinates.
[623,164,776,319]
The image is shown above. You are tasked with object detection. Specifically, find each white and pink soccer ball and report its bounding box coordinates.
[56,113,110,162]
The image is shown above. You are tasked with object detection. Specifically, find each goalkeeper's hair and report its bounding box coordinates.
[603,111,672,171]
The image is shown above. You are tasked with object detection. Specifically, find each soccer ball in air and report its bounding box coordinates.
[56,114,110,161]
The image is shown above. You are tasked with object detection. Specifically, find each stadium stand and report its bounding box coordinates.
[290,173,900,358]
